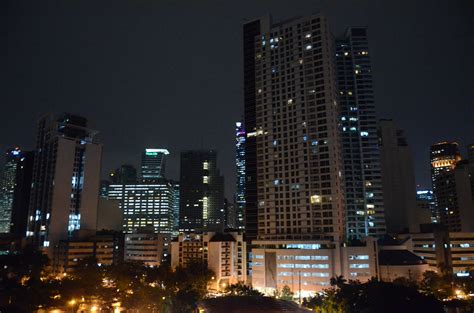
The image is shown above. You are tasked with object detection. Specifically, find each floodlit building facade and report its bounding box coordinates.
[27,113,102,256]
[108,182,175,234]
[171,232,247,290]
[336,28,386,238]
[251,237,379,296]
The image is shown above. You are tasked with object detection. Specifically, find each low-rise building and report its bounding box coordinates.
[250,237,379,297]
[171,231,246,290]
[405,230,474,276]
[124,232,170,267]
[53,231,123,272]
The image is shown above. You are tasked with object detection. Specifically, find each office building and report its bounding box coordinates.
[243,14,344,242]
[54,231,124,273]
[179,150,224,232]
[124,231,170,267]
[171,231,247,290]
[141,148,169,182]
[109,164,137,184]
[433,160,474,232]
[108,182,175,234]
[97,197,122,232]
[402,229,474,277]
[251,237,379,296]
[378,120,417,233]
[430,142,461,187]
[336,28,385,238]
[235,122,246,230]
[0,148,34,238]
[27,113,102,256]
[171,181,180,234]
[416,190,436,224]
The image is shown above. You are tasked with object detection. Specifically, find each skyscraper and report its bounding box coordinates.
[108,182,175,234]
[430,142,461,186]
[430,142,474,232]
[109,164,138,184]
[336,27,385,238]
[0,148,34,237]
[141,148,169,182]
[378,119,417,233]
[235,121,246,230]
[179,150,224,232]
[243,14,345,241]
[27,113,102,255]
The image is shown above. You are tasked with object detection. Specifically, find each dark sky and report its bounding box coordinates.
[2,0,473,198]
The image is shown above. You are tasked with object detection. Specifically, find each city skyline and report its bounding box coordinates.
[2,0,473,199]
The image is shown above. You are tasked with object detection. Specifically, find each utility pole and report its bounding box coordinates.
[298,270,301,305]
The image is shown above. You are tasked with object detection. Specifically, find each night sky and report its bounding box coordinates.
[2,0,473,198]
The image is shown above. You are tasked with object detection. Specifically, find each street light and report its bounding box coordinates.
[68,299,76,313]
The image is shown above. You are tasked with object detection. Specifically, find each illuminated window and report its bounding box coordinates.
[203,162,209,170]
[203,176,209,184]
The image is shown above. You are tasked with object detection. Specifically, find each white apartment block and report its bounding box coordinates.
[171,232,246,290]
[124,233,170,267]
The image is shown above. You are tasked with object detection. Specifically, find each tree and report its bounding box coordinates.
[224,282,264,297]
[303,279,444,313]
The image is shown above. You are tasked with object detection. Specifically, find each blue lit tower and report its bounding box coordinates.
[336,28,386,238]
[235,122,246,230]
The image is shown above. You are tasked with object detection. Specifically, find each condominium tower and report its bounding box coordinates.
[243,14,345,241]
[27,113,102,255]
[336,28,385,238]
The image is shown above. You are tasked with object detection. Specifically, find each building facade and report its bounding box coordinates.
[171,232,247,290]
[336,28,385,238]
[235,122,246,230]
[108,182,175,234]
[141,148,169,182]
[27,113,102,256]
[0,148,34,238]
[124,232,170,267]
[251,237,379,297]
[109,164,138,184]
[54,231,123,272]
[179,150,224,232]
[243,14,344,242]
[378,119,417,233]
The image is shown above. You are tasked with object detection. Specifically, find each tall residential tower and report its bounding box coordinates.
[336,28,385,238]
[243,14,345,241]
[235,122,246,230]
[27,113,102,255]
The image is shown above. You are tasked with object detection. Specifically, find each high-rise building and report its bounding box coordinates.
[179,150,224,232]
[235,122,246,230]
[416,190,436,224]
[433,160,474,232]
[141,148,169,182]
[336,28,385,238]
[109,164,138,184]
[27,113,102,255]
[430,142,470,232]
[0,148,34,237]
[430,142,461,184]
[108,181,175,234]
[378,120,417,233]
[171,180,180,234]
[243,14,344,241]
